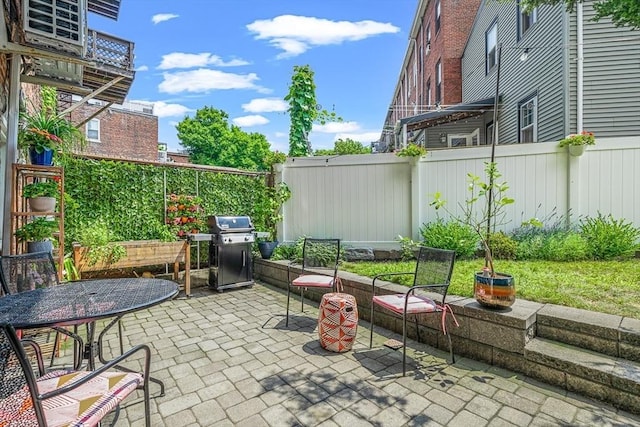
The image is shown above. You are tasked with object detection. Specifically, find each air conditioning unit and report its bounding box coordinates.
[23,0,86,56]
[158,151,168,162]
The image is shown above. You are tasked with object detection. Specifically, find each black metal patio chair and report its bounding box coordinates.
[369,246,457,376]
[286,238,341,327]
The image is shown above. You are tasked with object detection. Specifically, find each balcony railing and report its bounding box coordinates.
[86,29,134,72]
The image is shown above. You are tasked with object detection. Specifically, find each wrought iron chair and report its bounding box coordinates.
[286,238,341,326]
[0,252,84,369]
[369,246,457,376]
[0,322,151,427]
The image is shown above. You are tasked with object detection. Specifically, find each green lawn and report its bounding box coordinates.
[341,259,640,319]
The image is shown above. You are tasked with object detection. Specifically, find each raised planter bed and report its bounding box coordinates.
[72,240,191,295]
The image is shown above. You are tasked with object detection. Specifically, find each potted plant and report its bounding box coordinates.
[558,130,595,157]
[257,182,292,259]
[18,109,85,165]
[395,143,427,158]
[22,180,59,212]
[165,194,204,238]
[14,217,58,253]
[431,161,520,308]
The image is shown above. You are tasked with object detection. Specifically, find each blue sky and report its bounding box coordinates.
[91,1,417,153]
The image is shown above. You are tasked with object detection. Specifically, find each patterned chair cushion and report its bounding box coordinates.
[372,294,438,315]
[292,274,335,288]
[0,369,143,427]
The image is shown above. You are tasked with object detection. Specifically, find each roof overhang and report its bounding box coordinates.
[400,97,496,132]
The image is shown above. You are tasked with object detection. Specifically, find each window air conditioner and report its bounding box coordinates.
[23,0,86,56]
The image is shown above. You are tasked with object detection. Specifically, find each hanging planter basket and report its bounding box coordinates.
[568,145,586,157]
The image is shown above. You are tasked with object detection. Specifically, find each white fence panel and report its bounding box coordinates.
[280,136,640,249]
[282,154,412,247]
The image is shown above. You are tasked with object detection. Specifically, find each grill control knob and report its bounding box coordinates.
[244,236,250,241]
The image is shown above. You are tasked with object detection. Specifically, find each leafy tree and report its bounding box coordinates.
[520,0,639,29]
[314,138,372,156]
[284,65,341,157]
[176,107,271,170]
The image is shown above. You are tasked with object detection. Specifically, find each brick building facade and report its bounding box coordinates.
[69,100,159,162]
[380,0,481,150]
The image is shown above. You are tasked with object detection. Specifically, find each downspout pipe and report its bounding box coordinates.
[577,3,584,132]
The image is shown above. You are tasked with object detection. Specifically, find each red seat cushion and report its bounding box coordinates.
[373,294,438,315]
[292,274,335,288]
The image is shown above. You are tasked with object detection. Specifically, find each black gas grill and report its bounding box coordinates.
[207,215,255,292]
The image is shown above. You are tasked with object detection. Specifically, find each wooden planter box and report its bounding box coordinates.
[72,240,191,295]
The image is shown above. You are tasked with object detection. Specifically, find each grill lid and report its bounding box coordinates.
[207,215,255,233]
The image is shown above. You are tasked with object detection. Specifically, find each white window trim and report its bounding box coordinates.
[86,118,100,142]
[519,95,538,142]
[486,22,498,74]
[518,6,537,39]
[447,129,480,147]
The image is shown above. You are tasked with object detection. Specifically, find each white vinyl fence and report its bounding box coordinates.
[278,136,640,249]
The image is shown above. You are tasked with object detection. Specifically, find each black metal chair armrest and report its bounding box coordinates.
[38,343,151,400]
[20,338,45,377]
[406,283,450,303]
[372,272,415,295]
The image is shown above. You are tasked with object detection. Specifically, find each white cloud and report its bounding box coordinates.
[158,52,249,70]
[135,65,149,72]
[233,115,269,127]
[153,101,193,118]
[158,69,265,94]
[242,98,288,113]
[152,13,178,24]
[247,15,400,57]
[313,121,360,133]
[335,131,381,143]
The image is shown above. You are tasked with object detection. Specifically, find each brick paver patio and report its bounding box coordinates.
[90,282,640,426]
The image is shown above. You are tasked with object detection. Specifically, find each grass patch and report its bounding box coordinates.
[341,259,640,319]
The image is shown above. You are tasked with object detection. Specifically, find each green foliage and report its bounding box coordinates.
[431,162,515,271]
[40,86,58,115]
[285,65,342,157]
[265,150,287,167]
[314,138,372,156]
[558,130,595,147]
[519,0,640,29]
[395,143,427,157]
[176,107,271,170]
[420,219,479,259]
[22,181,59,198]
[63,254,80,281]
[580,213,640,260]
[488,231,518,260]
[76,219,126,266]
[165,194,204,237]
[341,258,640,318]
[59,157,271,252]
[252,183,292,241]
[395,235,420,261]
[18,109,85,158]
[15,218,57,242]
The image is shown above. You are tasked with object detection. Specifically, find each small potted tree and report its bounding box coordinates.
[22,180,59,212]
[257,182,291,259]
[431,162,520,308]
[14,218,58,253]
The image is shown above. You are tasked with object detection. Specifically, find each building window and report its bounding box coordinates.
[486,21,498,74]
[86,119,100,141]
[426,25,431,54]
[435,60,442,105]
[435,0,441,33]
[518,5,537,39]
[426,79,431,109]
[486,122,494,145]
[519,94,537,142]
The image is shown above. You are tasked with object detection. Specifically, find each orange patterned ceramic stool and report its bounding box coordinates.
[318,293,359,352]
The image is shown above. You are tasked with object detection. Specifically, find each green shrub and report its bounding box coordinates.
[420,219,478,259]
[396,235,419,261]
[580,213,640,260]
[488,232,517,260]
[545,233,589,261]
